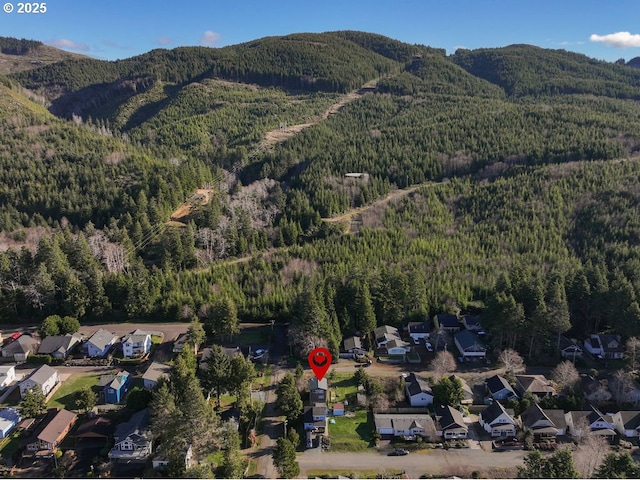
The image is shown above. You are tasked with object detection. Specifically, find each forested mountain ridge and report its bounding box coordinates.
[453,44,640,98]
[0,36,85,75]
[2,31,640,354]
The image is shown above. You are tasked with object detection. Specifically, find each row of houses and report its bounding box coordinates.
[0,329,154,363]
[374,400,640,444]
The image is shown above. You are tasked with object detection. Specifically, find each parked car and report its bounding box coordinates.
[388,448,409,456]
[425,342,433,352]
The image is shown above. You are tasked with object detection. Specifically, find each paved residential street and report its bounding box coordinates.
[298,449,526,478]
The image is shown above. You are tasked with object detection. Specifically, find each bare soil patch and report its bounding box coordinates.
[170,188,215,220]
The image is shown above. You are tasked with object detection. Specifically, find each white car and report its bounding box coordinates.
[425,342,433,352]
[412,337,420,345]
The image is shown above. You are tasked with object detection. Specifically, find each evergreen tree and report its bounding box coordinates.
[20,388,46,418]
[275,373,303,422]
[273,438,300,479]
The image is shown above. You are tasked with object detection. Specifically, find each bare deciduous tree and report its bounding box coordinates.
[626,337,640,371]
[573,431,609,478]
[498,348,525,376]
[610,369,636,406]
[103,242,128,273]
[287,325,328,358]
[551,360,580,392]
[429,351,456,381]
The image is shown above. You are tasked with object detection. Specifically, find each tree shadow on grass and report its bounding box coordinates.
[355,412,375,447]
[51,392,77,411]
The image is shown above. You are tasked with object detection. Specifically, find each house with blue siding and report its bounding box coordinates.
[100,371,129,404]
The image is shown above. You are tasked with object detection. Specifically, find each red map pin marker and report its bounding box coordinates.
[308,347,332,380]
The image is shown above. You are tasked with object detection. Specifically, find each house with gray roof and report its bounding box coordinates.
[434,314,461,333]
[38,333,82,360]
[486,375,518,401]
[108,408,152,463]
[515,374,556,397]
[341,336,364,354]
[433,404,468,439]
[374,325,401,348]
[86,329,118,358]
[558,336,583,360]
[454,330,487,359]
[480,401,517,438]
[519,403,559,442]
[584,334,624,359]
[374,413,436,439]
[1,334,39,362]
[142,362,171,390]
[565,405,616,442]
[612,410,640,438]
[122,333,151,358]
[449,375,474,405]
[405,373,433,406]
[19,364,59,399]
[0,408,20,438]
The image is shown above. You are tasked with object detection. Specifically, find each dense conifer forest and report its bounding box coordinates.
[2,31,640,360]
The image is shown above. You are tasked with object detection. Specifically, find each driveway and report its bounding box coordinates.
[298,449,526,478]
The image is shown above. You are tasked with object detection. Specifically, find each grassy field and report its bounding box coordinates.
[47,374,100,411]
[327,410,374,452]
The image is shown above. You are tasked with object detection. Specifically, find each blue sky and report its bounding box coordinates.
[2,0,640,62]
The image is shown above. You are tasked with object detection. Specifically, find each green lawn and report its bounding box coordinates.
[327,410,374,452]
[221,326,270,346]
[0,430,23,460]
[329,373,358,404]
[253,364,272,388]
[48,374,100,411]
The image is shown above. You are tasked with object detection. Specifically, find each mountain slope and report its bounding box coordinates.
[453,44,640,98]
[0,36,85,75]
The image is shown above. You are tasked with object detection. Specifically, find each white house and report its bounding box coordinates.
[374,413,435,439]
[0,408,20,438]
[0,365,16,389]
[486,375,518,401]
[584,334,624,359]
[142,362,171,390]
[454,330,487,359]
[433,404,468,439]
[86,329,118,358]
[374,325,401,348]
[479,401,517,438]
[122,333,151,358]
[612,411,640,438]
[405,373,433,407]
[19,364,59,399]
[565,406,616,442]
[449,375,474,405]
[385,339,411,356]
[109,408,152,464]
[407,321,430,341]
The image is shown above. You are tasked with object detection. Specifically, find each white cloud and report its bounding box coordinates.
[200,30,221,46]
[157,36,172,46]
[47,38,90,52]
[590,31,640,48]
